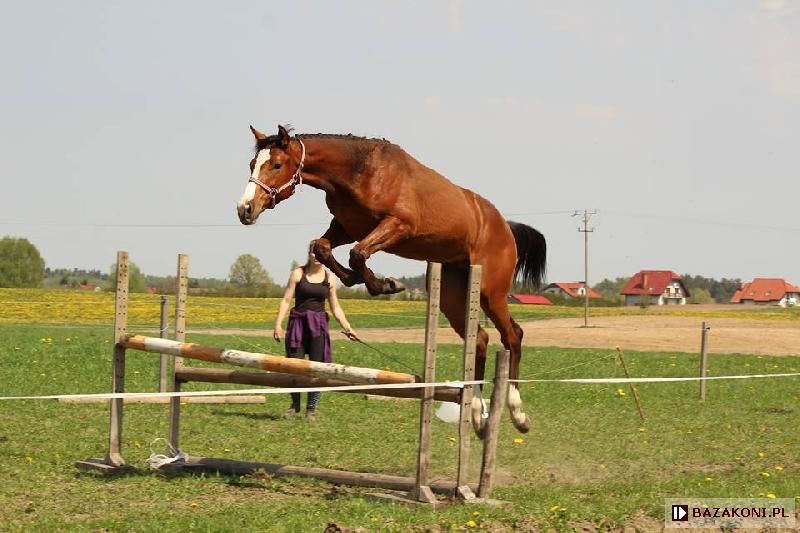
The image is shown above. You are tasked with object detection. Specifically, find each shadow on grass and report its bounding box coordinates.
[210,410,281,421]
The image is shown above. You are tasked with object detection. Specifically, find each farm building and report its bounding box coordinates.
[620,270,690,306]
[729,278,800,307]
[508,294,552,305]
[543,282,601,299]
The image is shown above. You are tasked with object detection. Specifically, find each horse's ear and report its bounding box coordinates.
[250,125,267,141]
[277,125,291,149]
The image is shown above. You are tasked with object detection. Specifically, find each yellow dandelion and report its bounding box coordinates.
[190,502,198,508]
[513,437,524,445]
[472,511,480,516]
[616,388,626,397]
[641,440,649,445]
[549,505,560,512]
[758,452,765,458]
[25,456,33,464]
[133,441,141,448]
[224,448,231,452]
[705,477,713,481]
[760,472,771,477]
[638,427,646,432]
[465,520,477,528]
[767,493,776,499]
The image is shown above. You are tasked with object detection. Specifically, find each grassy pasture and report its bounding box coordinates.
[1,321,799,531]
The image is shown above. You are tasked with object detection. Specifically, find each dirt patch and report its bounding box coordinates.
[192,315,799,356]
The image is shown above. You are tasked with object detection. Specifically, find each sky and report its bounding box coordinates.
[1,1,799,286]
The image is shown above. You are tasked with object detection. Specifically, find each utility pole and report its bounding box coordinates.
[573,209,597,327]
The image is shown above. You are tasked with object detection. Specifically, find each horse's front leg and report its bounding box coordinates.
[313,219,361,286]
[349,216,409,296]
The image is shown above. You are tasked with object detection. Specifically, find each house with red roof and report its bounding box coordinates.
[508,294,552,305]
[730,278,799,307]
[620,270,690,306]
[543,282,601,300]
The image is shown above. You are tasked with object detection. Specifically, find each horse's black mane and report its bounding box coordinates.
[254,129,391,154]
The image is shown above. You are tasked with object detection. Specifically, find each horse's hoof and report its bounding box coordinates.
[512,414,531,434]
[470,397,487,439]
[385,278,405,294]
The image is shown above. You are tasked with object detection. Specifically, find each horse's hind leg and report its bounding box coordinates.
[348,216,409,295]
[439,265,490,438]
[482,293,530,433]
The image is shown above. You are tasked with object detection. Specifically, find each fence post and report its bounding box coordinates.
[699,322,710,401]
[409,262,441,504]
[168,254,189,450]
[456,265,481,500]
[159,295,168,393]
[106,250,129,467]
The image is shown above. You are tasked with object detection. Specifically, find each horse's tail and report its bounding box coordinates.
[507,221,546,289]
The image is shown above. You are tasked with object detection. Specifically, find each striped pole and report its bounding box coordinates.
[121,335,416,386]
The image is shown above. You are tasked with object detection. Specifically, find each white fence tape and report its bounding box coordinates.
[0,372,798,402]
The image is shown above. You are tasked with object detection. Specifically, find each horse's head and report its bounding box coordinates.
[237,124,305,225]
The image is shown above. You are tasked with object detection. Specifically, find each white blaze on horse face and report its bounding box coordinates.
[238,149,271,208]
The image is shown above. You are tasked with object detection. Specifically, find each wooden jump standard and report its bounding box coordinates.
[78,252,509,505]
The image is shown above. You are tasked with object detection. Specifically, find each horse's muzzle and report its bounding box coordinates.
[237,202,255,225]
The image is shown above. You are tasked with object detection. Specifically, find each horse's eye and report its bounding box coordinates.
[274,163,282,170]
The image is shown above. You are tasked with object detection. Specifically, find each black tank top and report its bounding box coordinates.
[294,268,330,312]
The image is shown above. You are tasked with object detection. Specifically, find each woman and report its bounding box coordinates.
[273,242,358,421]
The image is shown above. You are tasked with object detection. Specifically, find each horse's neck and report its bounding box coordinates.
[300,138,368,194]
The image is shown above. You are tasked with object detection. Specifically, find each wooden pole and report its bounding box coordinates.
[105,250,129,467]
[409,262,441,504]
[168,254,189,450]
[616,348,645,422]
[699,321,710,401]
[161,456,473,495]
[477,349,510,498]
[158,295,168,393]
[175,367,461,403]
[456,264,481,500]
[123,335,417,385]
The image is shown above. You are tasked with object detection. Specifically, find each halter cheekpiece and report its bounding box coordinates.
[248,137,306,208]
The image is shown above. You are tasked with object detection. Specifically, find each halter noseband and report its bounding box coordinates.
[248,137,306,209]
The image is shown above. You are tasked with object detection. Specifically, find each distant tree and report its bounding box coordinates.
[229,254,272,289]
[682,274,742,303]
[592,277,628,302]
[110,261,147,293]
[688,287,714,304]
[290,260,300,271]
[0,237,45,288]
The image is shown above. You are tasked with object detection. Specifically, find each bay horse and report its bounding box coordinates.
[237,125,546,436]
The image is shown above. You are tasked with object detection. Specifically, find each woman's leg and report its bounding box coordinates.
[285,340,305,415]
[305,335,326,412]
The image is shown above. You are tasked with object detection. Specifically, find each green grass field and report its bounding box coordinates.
[1,321,799,531]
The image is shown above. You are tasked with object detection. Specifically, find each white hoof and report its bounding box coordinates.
[470,396,488,439]
[507,386,531,433]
